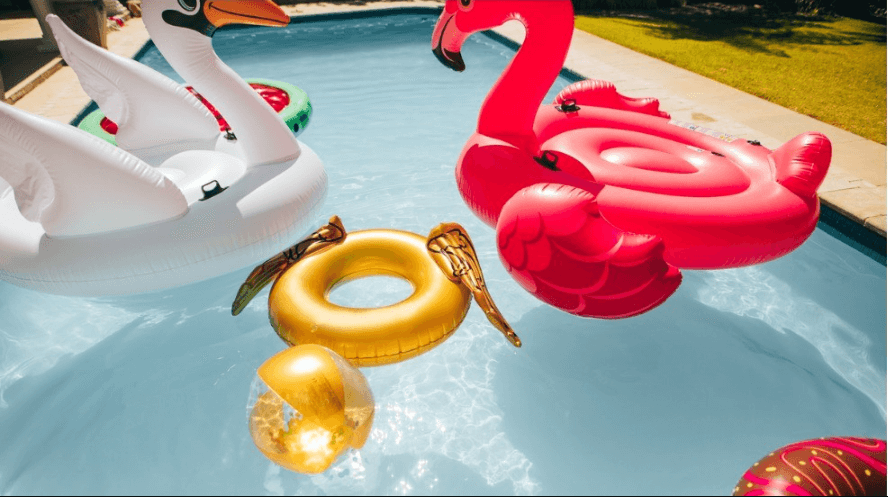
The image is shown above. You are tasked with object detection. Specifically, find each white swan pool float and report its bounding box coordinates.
[0,0,327,296]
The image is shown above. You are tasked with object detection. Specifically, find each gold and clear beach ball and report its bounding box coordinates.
[247,344,375,474]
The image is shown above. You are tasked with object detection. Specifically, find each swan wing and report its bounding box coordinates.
[0,102,187,237]
[46,14,219,155]
[496,182,681,318]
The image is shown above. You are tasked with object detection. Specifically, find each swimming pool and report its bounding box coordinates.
[0,10,884,495]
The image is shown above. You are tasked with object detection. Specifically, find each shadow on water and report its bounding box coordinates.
[0,267,286,494]
[491,267,885,495]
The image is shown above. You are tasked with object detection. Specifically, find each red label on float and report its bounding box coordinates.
[186,84,290,132]
[98,84,291,135]
[100,117,119,135]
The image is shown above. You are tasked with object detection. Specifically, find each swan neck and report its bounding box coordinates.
[145,21,300,166]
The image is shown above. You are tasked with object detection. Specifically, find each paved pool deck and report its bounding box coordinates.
[2,0,885,243]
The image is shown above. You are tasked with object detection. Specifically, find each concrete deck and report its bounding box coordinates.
[2,0,885,241]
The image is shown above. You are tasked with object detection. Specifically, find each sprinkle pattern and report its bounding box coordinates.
[733,437,886,496]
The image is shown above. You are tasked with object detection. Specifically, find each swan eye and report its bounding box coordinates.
[178,0,198,12]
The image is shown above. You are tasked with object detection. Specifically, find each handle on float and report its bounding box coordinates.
[427,223,522,348]
[231,216,347,316]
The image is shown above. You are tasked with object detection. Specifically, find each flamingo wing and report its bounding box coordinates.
[496,182,681,318]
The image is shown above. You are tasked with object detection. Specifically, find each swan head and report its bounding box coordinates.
[158,0,290,38]
[431,0,573,72]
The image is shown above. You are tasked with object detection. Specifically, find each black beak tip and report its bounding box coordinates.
[432,45,465,72]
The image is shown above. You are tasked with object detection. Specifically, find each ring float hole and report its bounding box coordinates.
[327,275,415,309]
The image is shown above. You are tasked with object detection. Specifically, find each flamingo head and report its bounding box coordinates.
[157,0,290,38]
[432,0,572,72]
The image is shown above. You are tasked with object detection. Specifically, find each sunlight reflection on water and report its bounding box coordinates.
[0,12,884,496]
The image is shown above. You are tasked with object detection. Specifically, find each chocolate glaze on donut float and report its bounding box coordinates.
[733,437,886,496]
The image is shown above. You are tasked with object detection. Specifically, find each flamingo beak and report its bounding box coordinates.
[431,8,467,72]
[204,0,290,29]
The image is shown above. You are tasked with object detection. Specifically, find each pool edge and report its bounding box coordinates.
[69,7,886,266]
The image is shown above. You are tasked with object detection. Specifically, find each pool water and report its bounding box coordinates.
[0,12,885,496]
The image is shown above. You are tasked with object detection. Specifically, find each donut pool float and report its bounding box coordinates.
[76,78,312,144]
[231,216,521,366]
[734,437,887,496]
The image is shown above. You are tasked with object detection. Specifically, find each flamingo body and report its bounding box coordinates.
[433,0,831,318]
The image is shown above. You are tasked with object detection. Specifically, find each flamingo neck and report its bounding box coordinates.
[144,17,300,166]
[477,5,573,154]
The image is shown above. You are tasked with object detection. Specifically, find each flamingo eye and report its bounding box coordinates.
[459,0,471,8]
[178,0,198,12]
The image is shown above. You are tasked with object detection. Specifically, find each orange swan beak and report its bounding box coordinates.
[204,0,290,29]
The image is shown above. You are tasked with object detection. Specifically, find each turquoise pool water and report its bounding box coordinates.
[0,11,885,495]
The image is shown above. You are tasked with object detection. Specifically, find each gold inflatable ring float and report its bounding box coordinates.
[232,216,520,366]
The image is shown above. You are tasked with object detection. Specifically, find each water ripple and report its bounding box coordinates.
[696,266,886,419]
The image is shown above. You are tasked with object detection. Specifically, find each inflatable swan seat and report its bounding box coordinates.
[0,0,326,296]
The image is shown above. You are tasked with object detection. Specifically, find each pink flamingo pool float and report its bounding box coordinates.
[432,0,831,319]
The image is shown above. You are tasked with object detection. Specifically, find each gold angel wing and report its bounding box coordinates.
[427,222,521,347]
[232,216,347,316]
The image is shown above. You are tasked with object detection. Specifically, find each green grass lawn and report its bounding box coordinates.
[573,13,887,144]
